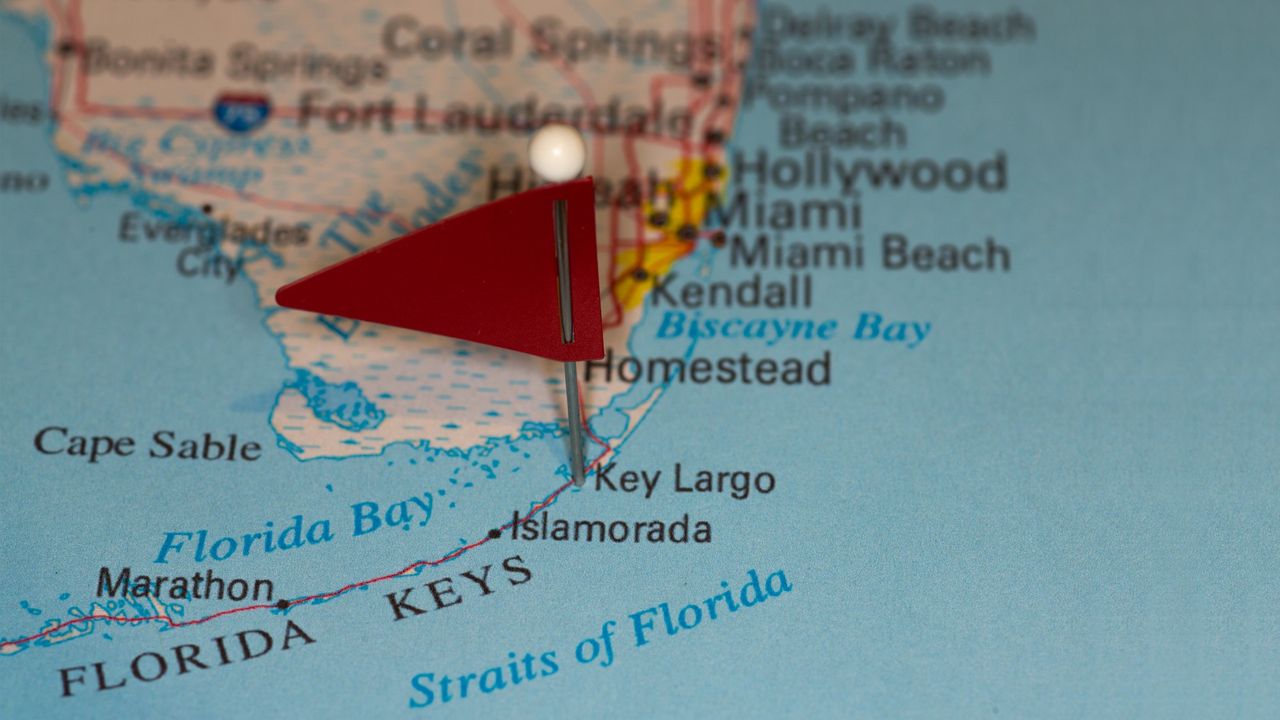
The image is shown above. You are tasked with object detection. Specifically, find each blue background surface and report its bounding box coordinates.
[3,0,1280,716]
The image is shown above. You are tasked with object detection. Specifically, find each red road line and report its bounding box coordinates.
[4,375,617,650]
[3,473,587,649]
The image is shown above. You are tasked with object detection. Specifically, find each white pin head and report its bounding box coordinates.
[528,124,586,182]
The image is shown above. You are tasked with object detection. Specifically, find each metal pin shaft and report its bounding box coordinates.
[553,200,586,487]
[562,361,585,487]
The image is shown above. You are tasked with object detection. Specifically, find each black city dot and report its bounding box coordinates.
[648,211,668,228]
[632,268,649,281]
[275,599,289,611]
[57,41,77,56]
[692,73,711,88]
[705,129,725,145]
[201,204,214,214]
[704,163,722,180]
[677,224,698,241]
[487,528,502,539]
[711,231,727,248]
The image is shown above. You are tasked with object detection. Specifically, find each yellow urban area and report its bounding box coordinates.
[611,157,726,311]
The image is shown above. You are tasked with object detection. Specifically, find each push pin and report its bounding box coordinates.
[528,124,590,486]
[275,123,603,487]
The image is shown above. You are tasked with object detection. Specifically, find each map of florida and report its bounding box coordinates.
[25,0,754,460]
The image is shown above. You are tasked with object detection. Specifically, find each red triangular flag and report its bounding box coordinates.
[276,178,604,362]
